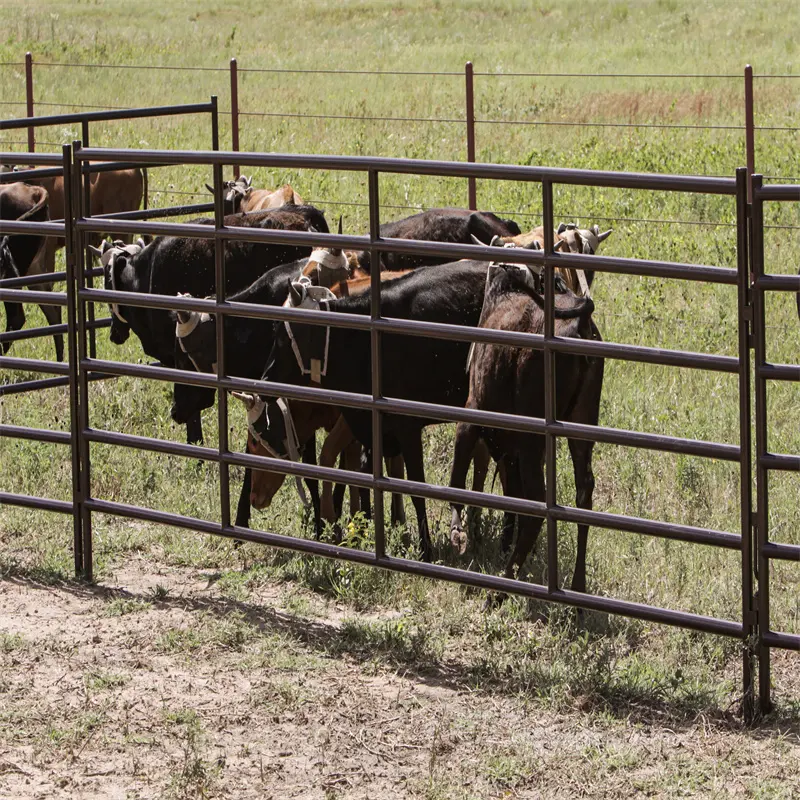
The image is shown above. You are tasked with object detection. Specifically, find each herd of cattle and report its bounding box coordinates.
[1,169,618,588]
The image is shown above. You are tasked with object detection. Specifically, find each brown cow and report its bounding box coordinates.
[207,176,304,214]
[0,182,51,357]
[21,165,147,360]
[448,261,598,594]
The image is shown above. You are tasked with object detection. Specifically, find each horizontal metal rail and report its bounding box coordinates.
[0,288,67,306]
[762,631,800,651]
[757,363,800,382]
[75,147,738,195]
[73,218,740,286]
[0,317,110,346]
[0,491,73,515]
[761,542,800,562]
[77,353,739,462]
[0,355,70,375]
[0,423,71,445]
[80,495,742,639]
[0,101,215,130]
[0,369,113,397]
[759,453,800,472]
[754,274,800,291]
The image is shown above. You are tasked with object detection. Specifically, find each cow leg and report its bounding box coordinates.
[185,412,204,446]
[387,455,406,526]
[504,444,545,583]
[302,438,322,539]
[1,301,25,354]
[234,466,252,529]
[401,431,431,561]
[332,450,347,521]
[448,421,480,555]
[498,456,518,554]
[343,441,363,517]
[319,415,355,524]
[465,437,491,537]
[564,348,603,594]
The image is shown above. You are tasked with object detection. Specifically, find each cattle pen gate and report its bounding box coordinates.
[1,139,798,720]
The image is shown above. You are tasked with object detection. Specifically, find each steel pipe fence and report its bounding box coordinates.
[750,174,800,714]
[45,144,766,715]
[0,99,219,379]
[2,138,797,716]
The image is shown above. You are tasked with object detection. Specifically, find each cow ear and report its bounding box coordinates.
[556,222,568,235]
[553,239,565,252]
[88,244,104,258]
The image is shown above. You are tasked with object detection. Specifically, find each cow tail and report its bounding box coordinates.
[142,168,148,210]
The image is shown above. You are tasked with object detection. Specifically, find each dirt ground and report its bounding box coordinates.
[1,556,799,799]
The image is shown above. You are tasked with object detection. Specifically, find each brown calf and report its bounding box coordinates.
[208,177,304,214]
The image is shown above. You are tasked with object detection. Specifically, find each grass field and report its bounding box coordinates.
[2,1,800,796]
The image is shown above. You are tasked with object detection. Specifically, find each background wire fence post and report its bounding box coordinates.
[744,65,755,203]
[230,58,240,179]
[465,61,477,210]
[25,51,34,152]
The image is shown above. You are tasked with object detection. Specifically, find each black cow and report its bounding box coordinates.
[172,258,314,530]
[257,258,593,561]
[96,205,328,444]
[353,208,521,272]
[447,265,599,594]
[0,182,51,357]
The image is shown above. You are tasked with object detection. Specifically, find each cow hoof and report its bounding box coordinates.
[449,525,468,555]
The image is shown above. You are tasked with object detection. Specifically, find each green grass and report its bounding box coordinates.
[1,0,799,718]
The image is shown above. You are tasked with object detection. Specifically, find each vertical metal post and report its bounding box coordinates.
[212,159,231,530]
[230,60,240,179]
[750,173,771,714]
[210,95,220,152]
[80,120,97,360]
[744,66,755,205]
[735,167,755,722]
[368,169,386,561]
[24,52,34,153]
[62,144,83,577]
[465,62,477,211]
[542,181,558,592]
[72,140,93,582]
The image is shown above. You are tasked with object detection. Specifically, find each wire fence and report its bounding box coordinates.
[3,54,800,231]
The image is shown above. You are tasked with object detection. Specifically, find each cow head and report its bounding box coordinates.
[556,223,613,255]
[173,293,218,378]
[206,175,253,213]
[233,394,324,510]
[89,238,147,344]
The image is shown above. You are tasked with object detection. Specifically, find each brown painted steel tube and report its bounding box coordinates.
[760,453,800,471]
[0,101,215,131]
[0,492,72,515]
[79,497,743,639]
[762,631,800,651]
[762,543,800,562]
[0,424,71,445]
[74,147,738,194]
[0,355,70,375]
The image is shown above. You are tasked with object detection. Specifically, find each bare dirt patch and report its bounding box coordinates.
[1,557,799,799]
